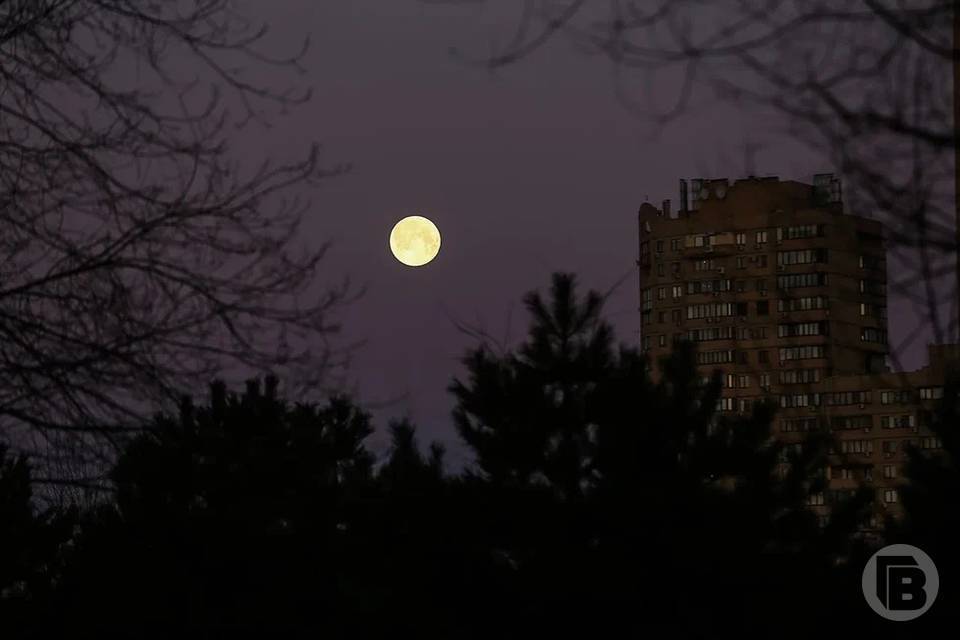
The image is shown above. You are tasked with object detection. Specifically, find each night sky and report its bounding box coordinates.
[238,0,928,462]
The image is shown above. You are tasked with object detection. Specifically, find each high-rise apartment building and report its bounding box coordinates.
[637,175,955,523]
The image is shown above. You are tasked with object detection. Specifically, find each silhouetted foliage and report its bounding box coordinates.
[0,446,74,635]
[449,272,874,637]
[378,419,446,491]
[4,272,955,638]
[46,379,376,638]
[889,369,960,630]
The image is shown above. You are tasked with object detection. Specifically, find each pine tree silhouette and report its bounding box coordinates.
[50,378,377,638]
[449,272,874,637]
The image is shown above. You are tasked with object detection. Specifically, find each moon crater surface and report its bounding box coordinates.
[389,215,441,267]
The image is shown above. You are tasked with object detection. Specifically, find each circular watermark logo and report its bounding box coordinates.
[862,544,939,621]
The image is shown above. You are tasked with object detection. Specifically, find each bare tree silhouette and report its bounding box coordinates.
[0,1,353,489]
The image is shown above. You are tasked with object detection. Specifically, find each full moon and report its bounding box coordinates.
[389,215,441,267]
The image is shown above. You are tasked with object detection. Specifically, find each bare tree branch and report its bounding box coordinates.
[1,1,355,487]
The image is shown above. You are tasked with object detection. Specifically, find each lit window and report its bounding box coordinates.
[919,387,943,400]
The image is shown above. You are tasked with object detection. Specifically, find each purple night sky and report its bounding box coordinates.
[237,1,932,463]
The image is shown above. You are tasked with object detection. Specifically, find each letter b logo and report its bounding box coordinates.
[863,544,938,621]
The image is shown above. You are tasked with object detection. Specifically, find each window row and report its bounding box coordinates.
[717,396,756,413]
[839,439,873,455]
[880,414,916,429]
[880,390,912,405]
[778,224,825,241]
[882,438,943,454]
[920,386,944,400]
[660,230,773,251]
[781,417,819,432]
[779,345,826,361]
[655,225,831,254]
[778,368,821,385]
[687,326,735,342]
[683,325,771,341]
[778,296,829,312]
[781,391,873,409]
[860,327,887,344]
[778,321,828,337]
[777,272,828,290]
[686,278,732,294]
[655,285,685,300]
[735,230,769,245]
[828,467,871,483]
[779,393,821,408]
[697,349,736,365]
[724,374,752,389]
[687,302,737,319]
[823,390,872,406]
[777,248,828,266]
[693,258,717,272]
[830,415,872,430]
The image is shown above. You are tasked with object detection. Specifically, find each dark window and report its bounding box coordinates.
[756,300,769,316]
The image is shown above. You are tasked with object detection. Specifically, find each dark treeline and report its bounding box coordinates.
[1,273,957,639]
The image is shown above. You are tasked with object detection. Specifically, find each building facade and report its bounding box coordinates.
[637,175,955,523]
